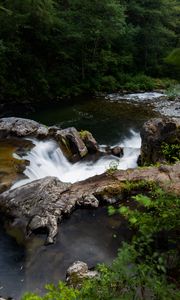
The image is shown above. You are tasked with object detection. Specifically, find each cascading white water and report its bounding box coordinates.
[12,130,141,189]
[106,92,164,102]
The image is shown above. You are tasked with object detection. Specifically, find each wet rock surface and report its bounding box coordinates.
[66,261,98,288]
[0,162,179,245]
[0,118,99,164]
[139,117,180,165]
[56,127,88,160]
[0,138,33,193]
[111,146,123,157]
[0,117,48,138]
[104,145,124,157]
[79,130,99,153]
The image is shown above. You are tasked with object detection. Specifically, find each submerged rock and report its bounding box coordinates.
[111,146,123,157]
[66,261,98,288]
[105,145,124,157]
[139,117,180,165]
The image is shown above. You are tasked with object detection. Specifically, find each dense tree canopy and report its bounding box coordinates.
[0,0,179,106]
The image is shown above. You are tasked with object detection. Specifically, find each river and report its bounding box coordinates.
[0,93,161,298]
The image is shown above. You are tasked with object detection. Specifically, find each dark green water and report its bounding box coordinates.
[31,96,158,144]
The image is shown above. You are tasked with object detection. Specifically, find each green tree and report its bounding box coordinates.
[122,0,179,75]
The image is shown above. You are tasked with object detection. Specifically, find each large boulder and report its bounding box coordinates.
[55,127,88,160]
[0,117,48,138]
[0,177,71,244]
[0,176,100,244]
[139,117,180,165]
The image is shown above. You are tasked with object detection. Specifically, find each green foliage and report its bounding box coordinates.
[166,84,180,100]
[120,74,156,91]
[123,0,179,75]
[161,142,180,162]
[22,282,79,300]
[0,0,179,107]
[165,49,180,79]
[106,160,119,176]
[153,78,178,89]
[119,187,180,234]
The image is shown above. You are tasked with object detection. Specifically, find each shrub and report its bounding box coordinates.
[161,142,180,162]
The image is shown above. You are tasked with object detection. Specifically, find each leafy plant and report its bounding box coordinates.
[161,142,180,162]
[106,160,119,176]
[166,84,180,100]
[22,282,79,300]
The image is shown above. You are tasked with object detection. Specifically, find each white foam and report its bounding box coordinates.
[107,92,164,102]
[11,130,141,189]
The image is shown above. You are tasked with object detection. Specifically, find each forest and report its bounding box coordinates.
[0,0,179,107]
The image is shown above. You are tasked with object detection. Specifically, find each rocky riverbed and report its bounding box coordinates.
[106,92,180,118]
[0,112,180,299]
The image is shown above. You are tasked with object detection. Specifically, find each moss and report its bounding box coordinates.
[79,130,91,140]
[97,181,157,204]
[161,142,180,163]
[123,180,156,193]
[103,182,126,195]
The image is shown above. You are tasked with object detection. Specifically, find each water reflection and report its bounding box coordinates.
[0,208,132,298]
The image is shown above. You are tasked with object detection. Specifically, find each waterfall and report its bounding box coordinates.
[11,130,141,189]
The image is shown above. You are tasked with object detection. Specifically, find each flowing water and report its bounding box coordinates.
[11,130,141,189]
[0,93,160,298]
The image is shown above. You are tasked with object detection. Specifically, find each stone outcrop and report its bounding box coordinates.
[79,130,99,153]
[139,117,180,165]
[0,162,179,244]
[66,261,98,288]
[0,117,48,138]
[56,127,88,160]
[0,118,99,162]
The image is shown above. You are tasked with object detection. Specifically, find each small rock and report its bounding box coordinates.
[66,261,98,288]
[111,146,123,157]
[77,194,99,207]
